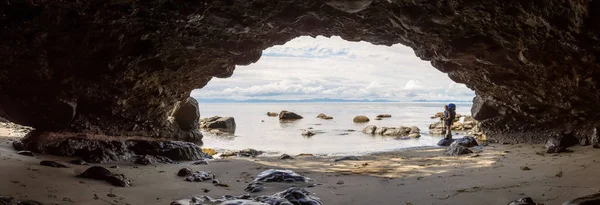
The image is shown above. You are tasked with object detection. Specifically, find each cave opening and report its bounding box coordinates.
[192,35,475,155]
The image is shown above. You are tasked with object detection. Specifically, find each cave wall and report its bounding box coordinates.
[1,0,600,143]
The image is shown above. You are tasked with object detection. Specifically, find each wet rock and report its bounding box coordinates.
[192,159,209,165]
[508,197,536,205]
[444,141,473,156]
[78,166,131,187]
[279,111,303,120]
[267,112,279,117]
[363,125,377,134]
[453,136,479,148]
[353,116,369,123]
[280,154,294,160]
[16,151,34,157]
[376,114,391,118]
[237,149,264,157]
[178,168,194,177]
[563,193,600,205]
[374,127,387,135]
[200,116,236,133]
[0,196,13,205]
[302,130,315,137]
[69,159,88,165]
[16,137,211,163]
[334,156,360,162]
[437,138,455,146]
[185,171,215,182]
[134,155,174,165]
[40,160,69,168]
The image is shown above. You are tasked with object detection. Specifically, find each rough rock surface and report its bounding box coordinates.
[444,141,473,156]
[172,187,322,205]
[4,0,600,145]
[14,131,211,163]
[200,116,236,133]
[78,166,132,187]
[508,197,536,205]
[279,111,303,120]
[245,169,311,194]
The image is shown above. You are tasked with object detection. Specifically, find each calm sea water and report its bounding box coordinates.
[199,102,472,156]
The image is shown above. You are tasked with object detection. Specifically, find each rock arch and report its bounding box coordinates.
[1,0,598,149]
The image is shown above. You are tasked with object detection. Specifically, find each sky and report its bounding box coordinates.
[191,36,475,102]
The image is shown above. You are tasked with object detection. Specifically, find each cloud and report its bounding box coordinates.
[191,36,475,101]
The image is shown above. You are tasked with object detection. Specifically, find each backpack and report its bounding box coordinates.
[448,103,456,119]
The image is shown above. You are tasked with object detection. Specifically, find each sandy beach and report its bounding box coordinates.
[1,125,599,205]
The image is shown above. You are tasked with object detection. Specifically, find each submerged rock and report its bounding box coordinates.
[316,113,333,119]
[185,171,215,182]
[444,141,473,156]
[40,160,69,168]
[15,137,211,163]
[267,112,279,117]
[279,111,303,120]
[363,125,377,134]
[376,114,392,118]
[353,116,370,123]
[302,130,316,137]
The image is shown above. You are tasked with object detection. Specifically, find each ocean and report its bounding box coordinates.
[199,102,472,156]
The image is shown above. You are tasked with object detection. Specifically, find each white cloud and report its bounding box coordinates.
[191,36,475,101]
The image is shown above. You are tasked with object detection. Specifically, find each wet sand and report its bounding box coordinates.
[1,126,599,205]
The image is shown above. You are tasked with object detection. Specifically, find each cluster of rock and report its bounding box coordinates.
[363,125,421,138]
[220,148,264,158]
[316,113,333,120]
[172,169,320,205]
[200,116,236,135]
[438,136,479,156]
[429,115,478,134]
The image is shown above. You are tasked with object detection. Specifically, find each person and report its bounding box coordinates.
[443,104,455,139]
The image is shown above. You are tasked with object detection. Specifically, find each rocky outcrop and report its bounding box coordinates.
[279,111,303,120]
[200,116,236,134]
[4,0,600,146]
[353,116,370,123]
[363,125,420,138]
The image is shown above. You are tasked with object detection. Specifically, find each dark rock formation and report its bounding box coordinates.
[437,138,455,146]
[134,155,174,165]
[177,168,215,182]
[200,116,236,133]
[4,0,600,145]
[15,131,211,163]
[253,169,310,183]
[280,154,294,160]
[173,187,322,205]
[444,141,473,156]
[78,166,132,187]
[279,111,303,120]
[545,134,577,153]
[453,136,479,148]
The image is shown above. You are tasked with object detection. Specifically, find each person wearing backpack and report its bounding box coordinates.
[444,103,456,139]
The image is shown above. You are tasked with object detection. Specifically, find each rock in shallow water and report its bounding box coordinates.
[253,169,310,183]
[279,111,303,120]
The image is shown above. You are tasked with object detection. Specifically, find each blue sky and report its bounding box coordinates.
[191,36,475,101]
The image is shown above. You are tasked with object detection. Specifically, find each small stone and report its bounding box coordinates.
[40,160,69,168]
[16,151,35,157]
[555,171,563,177]
[336,180,344,185]
[520,166,531,171]
[302,130,315,136]
[107,193,116,198]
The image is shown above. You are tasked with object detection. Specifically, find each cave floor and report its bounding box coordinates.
[1,130,599,205]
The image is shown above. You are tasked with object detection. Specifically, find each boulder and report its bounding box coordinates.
[279,111,303,120]
[374,127,388,135]
[471,95,497,121]
[545,137,566,153]
[363,125,377,134]
[444,141,473,156]
[200,116,236,132]
[316,113,333,119]
[376,114,391,118]
[170,97,200,131]
[267,112,279,117]
[437,138,455,146]
[453,136,479,147]
[353,115,370,123]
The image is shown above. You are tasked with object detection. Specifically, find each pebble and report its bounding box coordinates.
[520,166,531,171]
[337,180,344,185]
